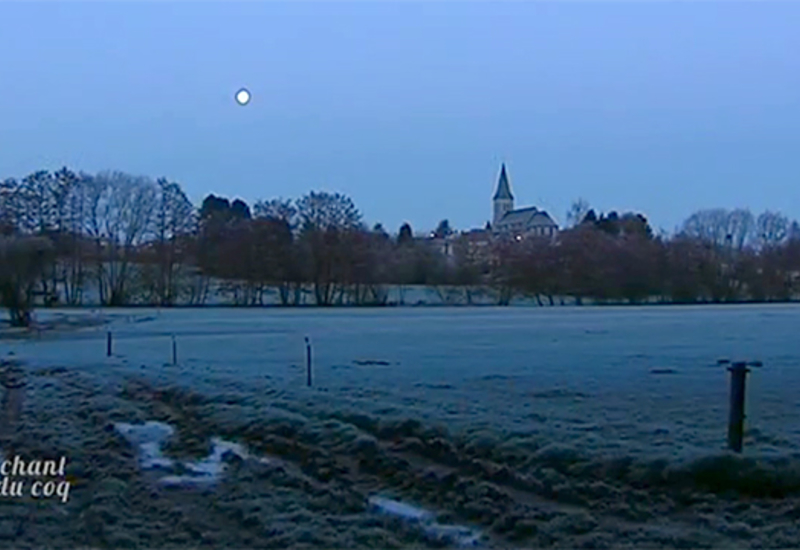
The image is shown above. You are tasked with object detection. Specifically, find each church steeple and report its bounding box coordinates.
[492,163,514,225]
[493,163,514,200]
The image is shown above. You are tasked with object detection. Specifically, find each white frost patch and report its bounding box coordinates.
[369,495,434,522]
[368,495,482,547]
[422,524,482,547]
[115,421,175,470]
[115,421,270,488]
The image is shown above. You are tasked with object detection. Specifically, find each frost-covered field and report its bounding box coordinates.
[3,305,800,548]
[8,305,800,460]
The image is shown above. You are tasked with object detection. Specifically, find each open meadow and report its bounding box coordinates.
[2,305,800,548]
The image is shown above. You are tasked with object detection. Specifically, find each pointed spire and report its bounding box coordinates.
[493,163,513,201]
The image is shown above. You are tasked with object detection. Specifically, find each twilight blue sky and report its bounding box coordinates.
[1,2,798,234]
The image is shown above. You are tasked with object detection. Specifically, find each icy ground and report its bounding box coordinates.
[6,305,800,461]
[2,304,800,548]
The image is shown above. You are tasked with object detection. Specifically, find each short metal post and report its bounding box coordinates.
[107,331,112,357]
[728,361,749,453]
[305,336,312,387]
[172,334,177,365]
[0,360,26,442]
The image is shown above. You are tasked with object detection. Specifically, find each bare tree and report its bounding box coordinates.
[17,171,57,234]
[0,236,53,327]
[755,210,789,249]
[390,235,419,305]
[681,208,730,246]
[340,227,393,305]
[295,191,363,306]
[790,221,800,242]
[681,208,755,250]
[511,235,560,305]
[251,198,303,304]
[56,169,91,305]
[487,237,518,306]
[566,198,591,228]
[254,198,297,229]
[725,208,755,250]
[84,172,157,305]
[0,178,19,231]
[452,234,485,304]
[150,178,196,305]
[0,172,62,304]
[296,191,362,233]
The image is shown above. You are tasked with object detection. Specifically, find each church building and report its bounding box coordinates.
[491,164,558,238]
[425,163,559,260]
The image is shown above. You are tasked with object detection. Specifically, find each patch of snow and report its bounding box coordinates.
[115,421,175,469]
[114,421,271,488]
[368,495,482,547]
[368,495,434,522]
[159,473,217,487]
[140,441,174,470]
[423,523,483,547]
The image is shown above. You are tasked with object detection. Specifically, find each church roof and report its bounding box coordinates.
[498,207,558,228]
[529,211,558,227]
[498,206,535,223]
[493,163,513,201]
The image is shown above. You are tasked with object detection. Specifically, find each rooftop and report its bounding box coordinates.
[493,163,513,201]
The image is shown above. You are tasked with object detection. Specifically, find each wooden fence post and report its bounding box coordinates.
[727,361,750,453]
[305,337,312,387]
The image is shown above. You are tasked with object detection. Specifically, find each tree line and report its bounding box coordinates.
[1,167,799,326]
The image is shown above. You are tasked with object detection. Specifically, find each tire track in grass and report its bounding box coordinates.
[236,405,800,548]
[119,379,490,548]
[15,369,429,549]
[118,379,785,549]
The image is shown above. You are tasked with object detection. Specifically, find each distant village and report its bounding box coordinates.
[426,163,559,259]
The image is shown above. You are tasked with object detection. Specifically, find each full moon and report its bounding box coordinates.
[235,88,251,106]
